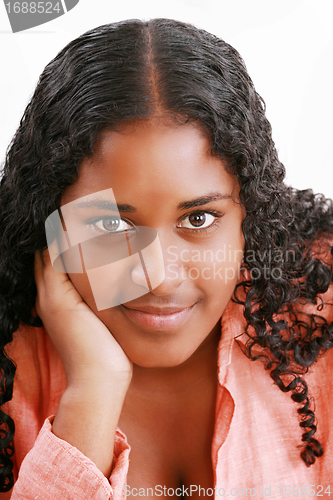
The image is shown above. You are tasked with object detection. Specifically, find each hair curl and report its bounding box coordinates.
[0,18,332,491]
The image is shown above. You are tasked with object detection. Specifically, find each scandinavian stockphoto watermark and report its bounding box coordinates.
[166,245,295,282]
[3,0,79,33]
[45,188,296,311]
[167,244,244,283]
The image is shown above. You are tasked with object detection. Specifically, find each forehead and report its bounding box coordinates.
[61,121,238,206]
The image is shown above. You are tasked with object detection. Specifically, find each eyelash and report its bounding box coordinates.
[86,210,223,235]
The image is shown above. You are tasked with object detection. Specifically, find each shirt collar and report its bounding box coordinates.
[217,269,253,374]
[218,296,247,369]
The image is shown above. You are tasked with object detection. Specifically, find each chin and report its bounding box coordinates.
[124,345,194,369]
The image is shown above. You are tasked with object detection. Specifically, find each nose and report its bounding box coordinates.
[130,232,187,296]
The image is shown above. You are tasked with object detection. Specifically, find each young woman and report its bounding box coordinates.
[0,18,332,499]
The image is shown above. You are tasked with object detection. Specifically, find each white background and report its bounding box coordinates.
[0,0,332,197]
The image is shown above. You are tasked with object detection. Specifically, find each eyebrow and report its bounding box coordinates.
[74,200,136,212]
[74,191,231,213]
[177,192,232,210]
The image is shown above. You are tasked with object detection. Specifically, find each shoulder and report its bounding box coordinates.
[4,323,66,424]
[6,322,63,375]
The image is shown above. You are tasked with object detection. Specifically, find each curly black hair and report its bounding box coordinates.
[0,18,332,492]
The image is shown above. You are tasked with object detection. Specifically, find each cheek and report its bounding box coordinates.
[183,217,244,294]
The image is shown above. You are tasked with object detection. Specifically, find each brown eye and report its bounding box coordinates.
[179,212,216,230]
[189,213,206,227]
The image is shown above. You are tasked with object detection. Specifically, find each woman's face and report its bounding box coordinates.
[60,120,245,368]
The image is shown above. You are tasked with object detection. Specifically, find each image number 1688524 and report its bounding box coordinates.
[5,1,61,14]
[3,0,80,32]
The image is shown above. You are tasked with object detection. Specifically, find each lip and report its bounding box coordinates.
[121,303,196,330]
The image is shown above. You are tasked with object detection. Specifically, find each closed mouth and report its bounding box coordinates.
[121,303,196,330]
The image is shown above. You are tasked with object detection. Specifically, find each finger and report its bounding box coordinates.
[34,243,56,274]
[43,239,65,271]
[44,238,69,279]
[35,246,71,306]
[34,244,62,289]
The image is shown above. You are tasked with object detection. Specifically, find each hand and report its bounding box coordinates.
[34,243,133,389]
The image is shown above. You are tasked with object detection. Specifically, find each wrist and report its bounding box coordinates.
[63,376,130,408]
[65,364,132,392]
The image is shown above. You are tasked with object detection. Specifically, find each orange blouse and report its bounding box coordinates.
[2,283,333,499]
